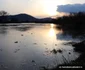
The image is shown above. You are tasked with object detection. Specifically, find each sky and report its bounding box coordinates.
[0,0,85,18]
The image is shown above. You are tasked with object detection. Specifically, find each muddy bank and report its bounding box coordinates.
[42,40,85,70]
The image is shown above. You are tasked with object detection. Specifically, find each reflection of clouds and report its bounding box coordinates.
[56,33,73,41]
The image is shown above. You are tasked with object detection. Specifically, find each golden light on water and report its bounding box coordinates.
[49,24,55,37]
[49,28,55,37]
[50,24,54,28]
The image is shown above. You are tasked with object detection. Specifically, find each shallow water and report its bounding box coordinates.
[0,23,80,70]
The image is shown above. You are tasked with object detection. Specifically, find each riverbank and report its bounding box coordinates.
[42,40,85,70]
[42,12,85,70]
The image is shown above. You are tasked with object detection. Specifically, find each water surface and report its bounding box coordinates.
[0,23,79,70]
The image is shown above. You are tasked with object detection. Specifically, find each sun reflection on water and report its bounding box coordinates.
[50,24,54,28]
[49,24,55,37]
[49,28,55,37]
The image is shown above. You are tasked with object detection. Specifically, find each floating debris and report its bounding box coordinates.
[51,49,57,54]
[21,34,23,36]
[55,44,57,46]
[31,60,37,66]
[32,60,35,63]
[57,49,63,53]
[31,33,33,34]
[69,52,71,54]
[14,49,20,53]
[0,64,4,67]
[14,41,18,43]
[33,43,37,45]
[51,49,63,54]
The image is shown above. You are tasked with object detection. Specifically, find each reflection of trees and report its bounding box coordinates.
[13,26,32,32]
[56,24,85,40]
[55,12,85,40]
[62,26,85,39]
[0,27,8,34]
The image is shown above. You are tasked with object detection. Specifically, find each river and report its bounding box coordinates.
[0,23,80,70]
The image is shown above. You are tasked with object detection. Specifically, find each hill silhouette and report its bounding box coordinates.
[0,13,54,23]
[12,14,37,22]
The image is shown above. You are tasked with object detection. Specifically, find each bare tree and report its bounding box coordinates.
[0,11,8,16]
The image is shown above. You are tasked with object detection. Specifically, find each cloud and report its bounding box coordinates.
[57,4,85,13]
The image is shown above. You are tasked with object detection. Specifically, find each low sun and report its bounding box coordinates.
[43,0,66,16]
[43,0,57,16]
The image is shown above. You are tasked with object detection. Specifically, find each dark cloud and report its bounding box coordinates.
[57,4,85,13]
